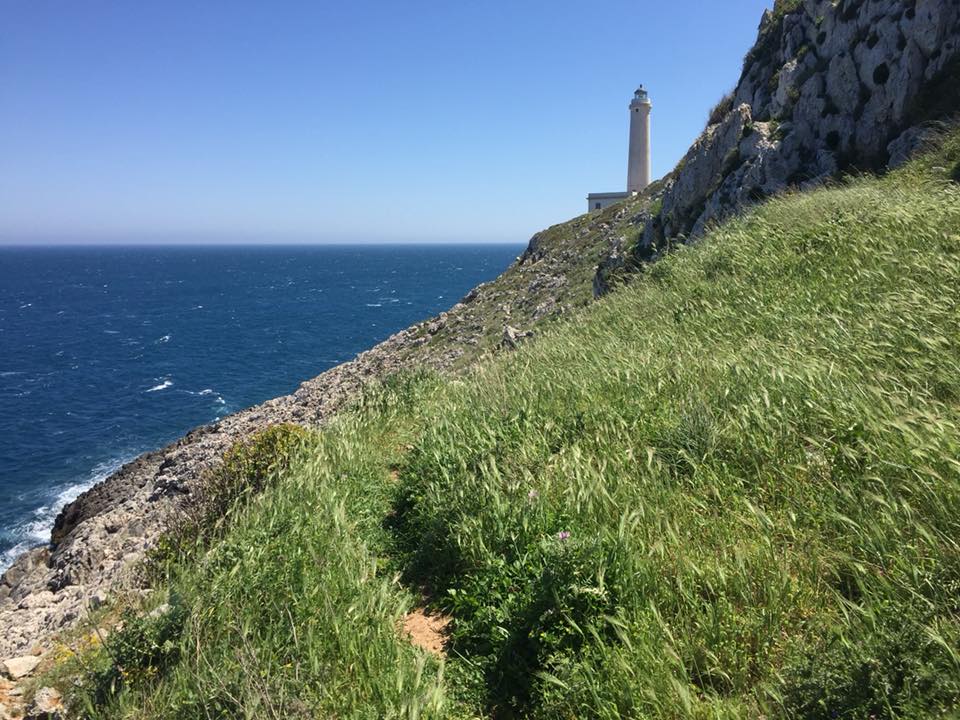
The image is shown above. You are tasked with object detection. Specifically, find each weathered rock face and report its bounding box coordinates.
[641,0,960,253]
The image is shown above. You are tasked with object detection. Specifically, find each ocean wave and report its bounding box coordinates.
[156,334,171,344]
[0,455,132,572]
[146,379,173,392]
[183,387,227,405]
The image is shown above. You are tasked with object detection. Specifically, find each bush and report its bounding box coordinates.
[79,598,187,713]
[707,92,735,127]
[149,423,312,570]
[783,603,960,719]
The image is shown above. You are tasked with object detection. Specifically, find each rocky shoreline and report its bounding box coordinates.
[0,205,631,660]
[0,324,409,658]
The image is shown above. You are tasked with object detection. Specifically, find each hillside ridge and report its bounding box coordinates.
[0,188,641,658]
[2,0,960,697]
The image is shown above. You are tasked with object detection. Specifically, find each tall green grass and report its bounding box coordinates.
[62,134,960,718]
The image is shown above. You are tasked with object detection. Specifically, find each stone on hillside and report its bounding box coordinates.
[912,0,951,57]
[501,325,532,350]
[888,124,943,169]
[2,654,41,679]
[25,687,63,720]
[147,602,172,619]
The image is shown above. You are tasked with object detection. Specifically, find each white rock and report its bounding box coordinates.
[2,654,41,679]
[25,686,64,720]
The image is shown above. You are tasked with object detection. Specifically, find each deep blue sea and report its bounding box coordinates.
[0,244,521,569]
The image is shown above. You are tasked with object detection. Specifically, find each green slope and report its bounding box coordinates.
[53,133,960,719]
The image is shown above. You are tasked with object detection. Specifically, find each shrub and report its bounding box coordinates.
[78,598,187,713]
[707,92,735,127]
[782,602,960,719]
[148,423,312,570]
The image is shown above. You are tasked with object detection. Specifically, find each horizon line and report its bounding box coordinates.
[0,239,528,248]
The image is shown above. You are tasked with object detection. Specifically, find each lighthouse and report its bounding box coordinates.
[587,85,653,212]
[627,86,652,193]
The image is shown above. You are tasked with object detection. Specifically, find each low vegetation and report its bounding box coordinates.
[707,91,735,127]
[47,133,960,718]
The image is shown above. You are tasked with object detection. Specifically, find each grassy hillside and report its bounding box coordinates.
[45,133,960,719]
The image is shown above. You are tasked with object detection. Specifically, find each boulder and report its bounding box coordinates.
[887,123,944,168]
[25,687,63,720]
[2,655,41,679]
[501,326,533,350]
[826,53,860,116]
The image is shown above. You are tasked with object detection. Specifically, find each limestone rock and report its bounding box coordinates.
[887,123,943,169]
[2,655,41,679]
[637,0,960,252]
[501,325,533,350]
[88,590,108,610]
[25,687,63,720]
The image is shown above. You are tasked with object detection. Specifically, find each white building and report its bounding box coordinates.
[587,86,653,212]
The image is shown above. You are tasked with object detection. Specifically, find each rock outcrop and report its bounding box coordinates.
[640,0,960,255]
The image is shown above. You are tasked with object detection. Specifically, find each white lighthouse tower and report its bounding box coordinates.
[627,85,652,193]
[587,85,653,212]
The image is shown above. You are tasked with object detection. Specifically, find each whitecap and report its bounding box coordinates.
[18,303,32,309]
[103,330,120,335]
[146,379,173,392]
[1,455,133,572]
[156,334,171,344]
[366,303,382,308]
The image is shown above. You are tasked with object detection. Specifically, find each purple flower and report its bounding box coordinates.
[527,489,540,500]
[557,531,571,541]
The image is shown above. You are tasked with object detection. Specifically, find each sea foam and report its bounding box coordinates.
[146,379,173,392]
[0,455,132,572]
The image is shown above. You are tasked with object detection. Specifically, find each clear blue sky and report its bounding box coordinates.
[0,1,773,244]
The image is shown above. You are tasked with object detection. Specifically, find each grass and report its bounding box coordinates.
[46,132,960,718]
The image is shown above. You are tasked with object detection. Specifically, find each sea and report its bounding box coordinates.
[0,243,522,571]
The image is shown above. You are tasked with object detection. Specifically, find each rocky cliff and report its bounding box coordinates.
[636,0,960,257]
[0,196,645,659]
